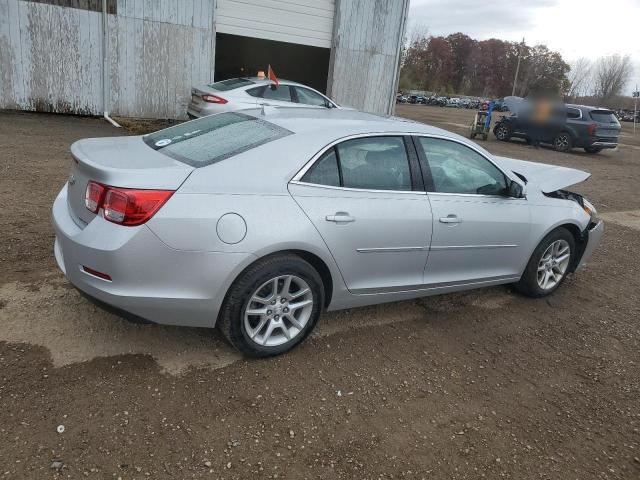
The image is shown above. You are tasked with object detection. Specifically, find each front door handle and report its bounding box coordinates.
[326,212,355,223]
[439,214,462,224]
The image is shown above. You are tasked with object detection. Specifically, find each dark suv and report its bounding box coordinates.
[493,104,620,153]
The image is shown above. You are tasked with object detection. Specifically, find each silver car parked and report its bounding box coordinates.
[53,108,603,357]
[187,77,338,118]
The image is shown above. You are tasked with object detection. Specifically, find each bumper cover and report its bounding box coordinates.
[52,185,254,328]
[575,220,604,271]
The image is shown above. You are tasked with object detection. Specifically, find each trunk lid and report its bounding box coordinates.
[494,156,590,193]
[67,136,193,226]
[590,109,621,139]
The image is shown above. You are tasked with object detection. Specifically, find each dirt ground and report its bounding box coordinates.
[1,106,639,479]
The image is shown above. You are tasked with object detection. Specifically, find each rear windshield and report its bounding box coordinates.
[143,112,292,167]
[590,110,618,123]
[207,78,255,91]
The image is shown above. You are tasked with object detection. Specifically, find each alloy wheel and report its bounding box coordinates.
[536,239,571,290]
[243,275,314,347]
[555,134,570,151]
[497,125,509,140]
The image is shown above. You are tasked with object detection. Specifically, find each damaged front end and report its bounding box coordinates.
[544,189,604,272]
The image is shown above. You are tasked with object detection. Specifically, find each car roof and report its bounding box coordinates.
[566,104,613,112]
[228,77,310,88]
[240,106,455,138]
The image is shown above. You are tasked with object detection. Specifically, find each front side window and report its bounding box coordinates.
[301,137,412,191]
[262,85,292,102]
[295,87,329,107]
[143,112,292,167]
[418,137,507,195]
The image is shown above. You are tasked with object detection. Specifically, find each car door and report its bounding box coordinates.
[289,135,433,293]
[414,136,531,286]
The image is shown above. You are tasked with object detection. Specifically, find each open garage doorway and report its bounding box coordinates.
[214,33,331,94]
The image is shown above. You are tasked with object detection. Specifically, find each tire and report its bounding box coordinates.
[495,123,511,141]
[218,254,324,358]
[584,146,602,154]
[515,228,575,298]
[553,132,573,152]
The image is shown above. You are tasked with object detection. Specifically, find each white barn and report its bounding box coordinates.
[0,0,409,119]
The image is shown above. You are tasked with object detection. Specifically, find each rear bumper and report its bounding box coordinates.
[588,141,618,149]
[52,185,254,328]
[575,220,604,271]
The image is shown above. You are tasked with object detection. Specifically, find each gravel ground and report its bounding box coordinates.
[1,106,639,479]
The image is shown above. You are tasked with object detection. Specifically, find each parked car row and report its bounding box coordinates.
[396,93,510,111]
[615,109,639,122]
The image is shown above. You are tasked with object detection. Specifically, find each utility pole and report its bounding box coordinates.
[512,37,524,97]
[633,86,639,136]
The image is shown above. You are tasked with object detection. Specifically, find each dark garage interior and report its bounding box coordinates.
[214,33,331,93]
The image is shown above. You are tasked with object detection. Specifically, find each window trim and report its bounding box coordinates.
[292,133,424,194]
[412,134,518,198]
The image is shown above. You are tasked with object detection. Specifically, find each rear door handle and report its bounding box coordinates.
[439,214,462,224]
[326,212,355,223]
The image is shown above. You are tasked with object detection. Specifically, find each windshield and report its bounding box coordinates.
[143,112,292,167]
[207,78,255,91]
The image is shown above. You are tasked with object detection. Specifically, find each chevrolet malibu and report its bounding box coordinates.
[53,108,603,357]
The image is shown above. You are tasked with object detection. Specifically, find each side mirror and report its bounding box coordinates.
[507,180,524,198]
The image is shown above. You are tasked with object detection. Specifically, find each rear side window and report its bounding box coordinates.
[246,86,263,98]
[302,149,340,187]
[262,85,292,102]
[143,112,292,167]
[566,108,581,119]
[208,78,255,91]
[590,110,618,123]
[301,137,412,191]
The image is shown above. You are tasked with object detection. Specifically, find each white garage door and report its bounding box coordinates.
[215,0,335,48]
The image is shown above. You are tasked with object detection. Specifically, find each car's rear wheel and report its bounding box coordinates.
[495,124,511,141]
[218,254,323,357]
[553,132,572,152]
[515,228,575,298]
[584,146,602,154]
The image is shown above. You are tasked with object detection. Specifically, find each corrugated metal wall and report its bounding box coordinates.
[107,0,214,118]
[0,0,104,114]
[327,0,409,115]
[0,0,215,118]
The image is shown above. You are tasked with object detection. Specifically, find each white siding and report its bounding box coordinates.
[327,0,409,115]
[215,0,334,48]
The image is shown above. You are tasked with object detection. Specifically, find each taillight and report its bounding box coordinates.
[85,181,105,213]
[201,94,228,104]
[85,181,174,226]
[587,123,597,136]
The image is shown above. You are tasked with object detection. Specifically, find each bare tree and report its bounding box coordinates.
[592,54,632,100]
[567,57,592,99]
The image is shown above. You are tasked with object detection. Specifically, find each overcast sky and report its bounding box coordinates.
[408,0,640,93]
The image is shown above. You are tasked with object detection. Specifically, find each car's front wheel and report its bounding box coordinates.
[218,254,324,357]
[515,228,575,298]
[495,124,511,141]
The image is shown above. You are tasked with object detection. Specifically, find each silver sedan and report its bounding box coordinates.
[53,108,603,357]
[187,77,338,118]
